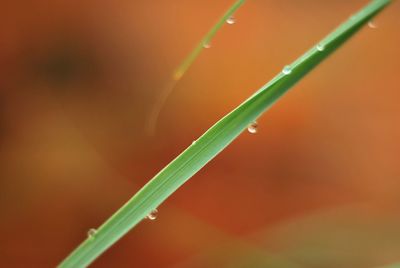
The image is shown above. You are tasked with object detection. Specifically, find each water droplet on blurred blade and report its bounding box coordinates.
[87,229,97,239]
[146,209,158,220]
[173,70,184,81]
[368,21,378,29]
[226,16,236,25]
[282,65,292,75]
[247,121,258,134]
[316,44,325,51]
[203,42,211,49]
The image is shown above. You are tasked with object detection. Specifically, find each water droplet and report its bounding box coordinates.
[247,121,258,134]
[282,65,292,75]
[368,21,378,29]
[226,16,236,25]
[173,70,184,81]
[87,228,97,239]
[316,44,325,51]
[146,209,158,220]
[203,42,211,49]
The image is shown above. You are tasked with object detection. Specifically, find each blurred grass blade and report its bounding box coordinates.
[147,0,246,135]
[380,264,400,268]
[173,0,246,80]
[59,0,391,267]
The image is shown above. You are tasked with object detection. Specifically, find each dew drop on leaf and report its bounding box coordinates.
[226,16,236,25]
[146,209,158,221]
[282,65,292,75]
[87,229,97,239]
[247,121,258,134]
[368,20,378,29]
[316,44,325,51]
[203,42,211,49]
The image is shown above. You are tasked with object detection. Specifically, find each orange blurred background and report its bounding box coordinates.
[1,0,400,267]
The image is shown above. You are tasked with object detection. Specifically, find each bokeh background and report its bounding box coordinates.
[1,0,400,267]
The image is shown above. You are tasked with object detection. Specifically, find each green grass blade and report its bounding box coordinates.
[59,1,391,267]
[173,0,246,80]
[147,0,246,135]
[380,264,400,268]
